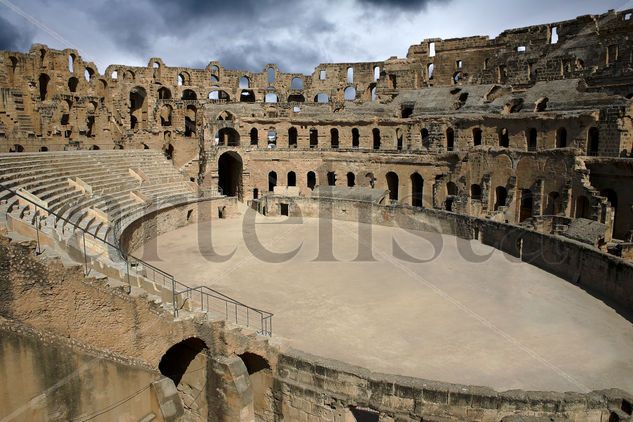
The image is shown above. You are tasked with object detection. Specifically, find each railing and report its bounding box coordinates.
[0,181,273,336]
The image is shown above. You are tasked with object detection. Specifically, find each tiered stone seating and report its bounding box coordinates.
[0,150,199,243]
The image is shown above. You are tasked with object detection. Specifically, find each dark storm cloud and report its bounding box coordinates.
[0,14,34,51]
[357,0,449,10]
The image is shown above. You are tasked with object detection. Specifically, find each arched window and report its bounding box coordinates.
[471,184,482,201]
[158,87,171,100]
[182,89,197,100]
[265,92,278,103]
[268,171,277,192]
[520,189,533,222]
[250,128,259,146]
[240,90,255,102]
[373,66,380,81]
[347,66,354,83]
[9,144,24,153]
[290,77,303,90]
[307,171,316,190]
[267,67,275,84]
[68,77,79,93]
[421,128,430,149]
[446,128,455,151]
[428,63,434,80]
[499,128,509,148]
[288,127,298,148]
[372,128,381,150]
[159,104,172,126]
[386,172,399,201]
[315,93,329,103]
[352,128,360,148]
[159,338,208,386]
[344,86,356,101]
[347,172,355,187]
[185,105,197,137]
[587,127,599,156]
[556,127,567,148]
[287,171,296,187]
[239,76,250,88]
[330,128,339,149]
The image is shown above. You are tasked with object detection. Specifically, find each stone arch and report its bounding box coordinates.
[330,128,339,149]
[218,151,243,198]
[386,171,399,201]
[556,127,567,148]
[495,186,508,210]
[129,86,147,130]
[250,128,259,146]
[219,127,240,146]
[575,195,591,219]
[185,105,197,137]
[158,86,171,100]
[287,171,296,187]
[372,128,381,150]
[587,127,599,156]
[68,77,79,93]
[182,89,197,100]
[288,127,298,148]
[159,104,172,126]
[411,172,424,207]
[237,352,272,419]
[158,337,208,386]
[446,127,455,151]
[347,172,356,187]
[499,127,509,148]
[307,171,316,190]
[268,171,277,192]
[352,128,360,148]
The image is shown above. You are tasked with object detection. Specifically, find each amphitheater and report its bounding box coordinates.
[1,8,633,422]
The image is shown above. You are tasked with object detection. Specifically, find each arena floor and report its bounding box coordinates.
[134,212,633,393]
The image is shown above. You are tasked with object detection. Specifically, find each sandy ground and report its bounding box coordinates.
[134,213,633,393]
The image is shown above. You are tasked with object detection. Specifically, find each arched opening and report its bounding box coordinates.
[499,128,509,148]
[349,407,380,422]
[287,171,296,187]
[158,87,171,100]
[89,145,100,150]
[267,130,277,147]
[84,67,94,82]
[265,92,278,103]
[347,66,354,83]
[370,85,377,102]
[238,353,272,419]
[9,144,24,153]
[309,129,318,148]
[209,89,230,101]
[472,128,482,146]
[68,77,79,93]
[494,186,508,211]
[347,172,355,187]
[374,66,381,81]
[587,127,599,156]
[288,127,298,148]
[160,104,172,126]
[470,184,482,201]
[546,191,561,215]
[372,128,381,150]
[39,74,50,101]
[344,86,356,101]
[250,128,259,146]
[330,128,339,149]
[520,189,533,222]
[287,93,305,102]
[129,87,146,130]
[239,76,250,88]
[267,67,275,84]
[185,105,196,137]
[421,128,430,149]
[290,77,303,90]
[39,146,49,152]
[307,171,316,190]
[315,93,329,103]
[219,127,240,146]
[386,172,399,201]
[352,128,360,148]
[240,90,255,102]
[446,128,455,151]
[218,151,243,198]
[411,173,424,207]
[163,143,174,161]
[327,172,336,186]
[366,172,376,188]
[556,127,567,148]
[68,54,75,73]
[575,195,591,219]
[527,128,537,151]
[182,89,197,100]
[268,171,277,192]
[158,337,208,386]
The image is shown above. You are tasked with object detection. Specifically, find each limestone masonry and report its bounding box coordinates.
[1,8,633,422]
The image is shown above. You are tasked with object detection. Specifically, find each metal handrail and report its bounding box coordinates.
[0,181,273,336]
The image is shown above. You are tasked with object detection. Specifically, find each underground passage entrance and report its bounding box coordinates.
[218,151,243,199]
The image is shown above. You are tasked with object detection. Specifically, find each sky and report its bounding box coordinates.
[0,0,630,75]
